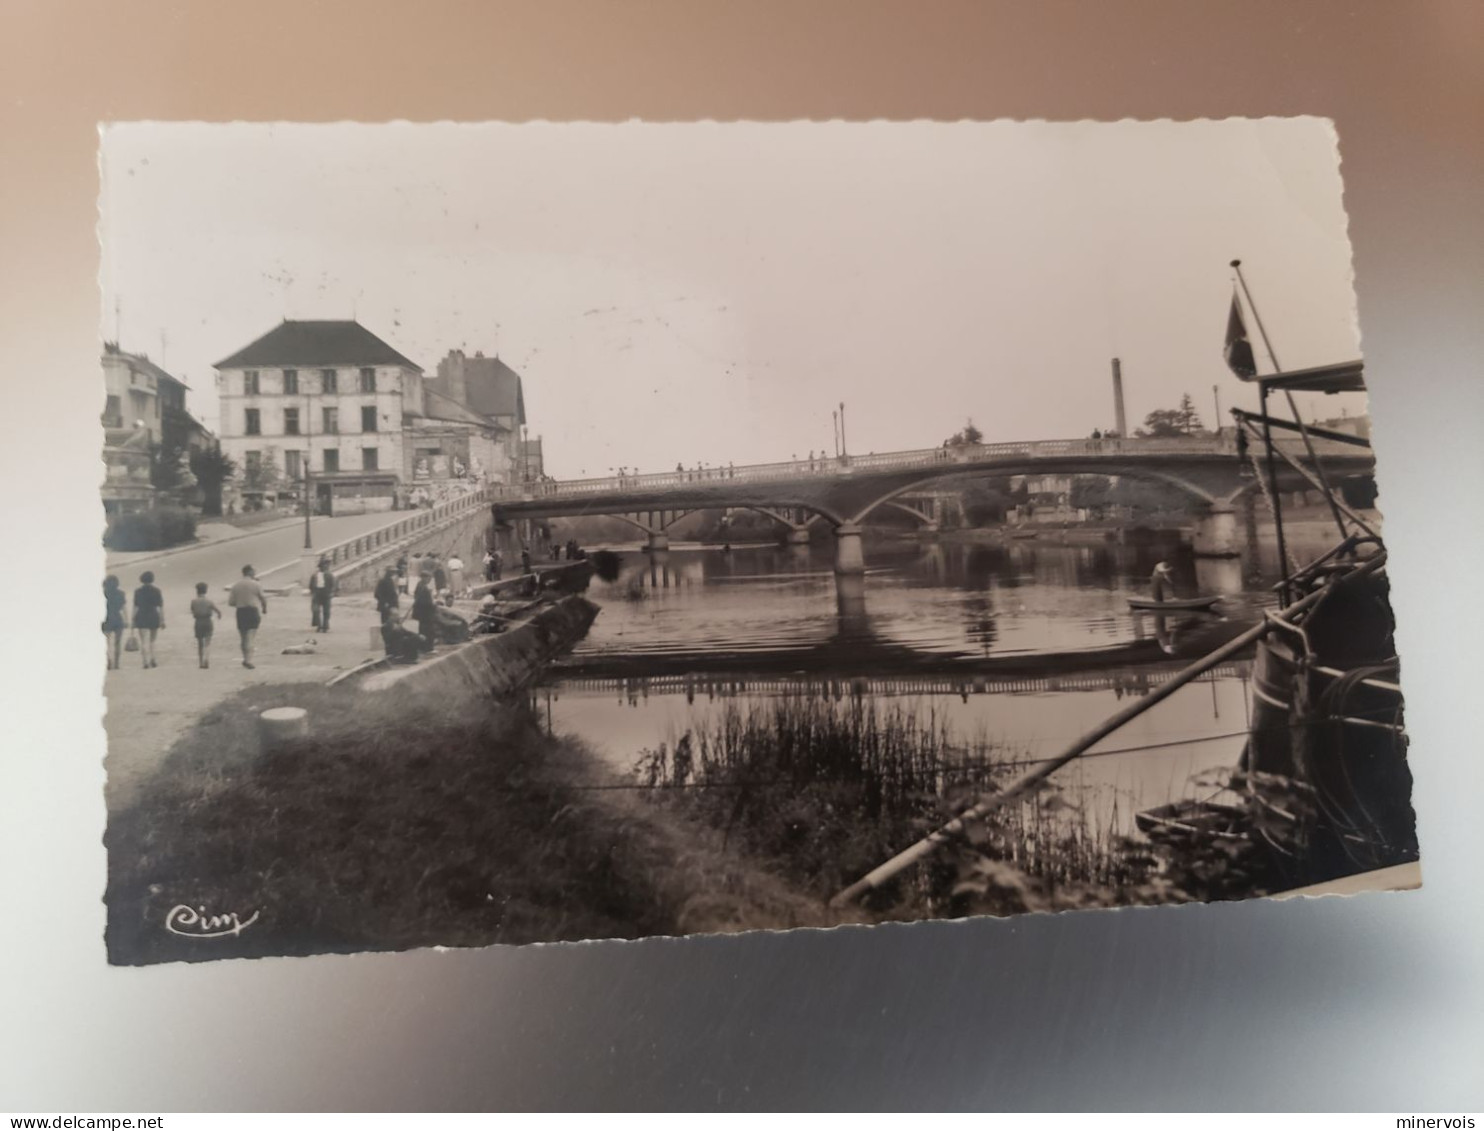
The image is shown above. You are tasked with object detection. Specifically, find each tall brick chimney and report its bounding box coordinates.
[1111,357,1128,438]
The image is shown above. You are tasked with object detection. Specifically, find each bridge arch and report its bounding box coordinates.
[842,466,1220,526]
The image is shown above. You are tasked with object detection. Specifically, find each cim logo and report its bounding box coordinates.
[164,903,260,939]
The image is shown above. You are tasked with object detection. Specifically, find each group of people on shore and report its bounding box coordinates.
[105,537,581,674]
[373,552,480,665]
[102,565,272,671]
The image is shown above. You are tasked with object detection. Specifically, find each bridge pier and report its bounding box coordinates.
[646,530,670,552]
[833,523,866,574]
[1192,502,1239,558]
[786,527,811,545]
[835,570,869,635]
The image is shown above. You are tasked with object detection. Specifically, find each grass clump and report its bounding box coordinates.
[106,681,835,965]
[634,692,1181,919]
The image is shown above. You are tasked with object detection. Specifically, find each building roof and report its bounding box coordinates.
[462,355,526,424]
[213,320,423,372]
[102,342,187,389]
[416,388,511,430]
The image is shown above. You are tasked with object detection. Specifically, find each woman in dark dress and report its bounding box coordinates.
[102,574,127,670]
[131,570,165,669]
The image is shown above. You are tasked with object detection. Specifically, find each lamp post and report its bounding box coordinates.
[303,388,314,550]
[839,401,848,459]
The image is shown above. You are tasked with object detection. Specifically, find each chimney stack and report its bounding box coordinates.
[1111,357,1128,438]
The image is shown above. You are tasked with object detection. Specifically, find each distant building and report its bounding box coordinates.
[214,320,423,514]
[100,343,211,515]
[1316,413,1371,441]
[424,350,533,484]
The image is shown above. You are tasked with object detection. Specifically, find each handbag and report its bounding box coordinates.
[124,630,140,653]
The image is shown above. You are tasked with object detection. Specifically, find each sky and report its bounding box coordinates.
[99,119,1366,478]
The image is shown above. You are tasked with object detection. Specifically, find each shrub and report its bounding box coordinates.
[104,506,198,551]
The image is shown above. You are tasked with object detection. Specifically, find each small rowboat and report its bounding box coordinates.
[1127,595,1222,612]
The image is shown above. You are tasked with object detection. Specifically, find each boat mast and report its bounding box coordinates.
[1231,260,1352,550]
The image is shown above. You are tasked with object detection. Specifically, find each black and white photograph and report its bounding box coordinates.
[96,118,1418,965]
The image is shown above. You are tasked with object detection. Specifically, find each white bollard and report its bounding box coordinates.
[259,706,309,752]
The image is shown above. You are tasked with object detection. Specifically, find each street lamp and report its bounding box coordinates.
[839,401,848,459]
[303,386,314,550]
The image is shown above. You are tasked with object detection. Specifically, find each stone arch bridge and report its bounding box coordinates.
[491,436,1372,572]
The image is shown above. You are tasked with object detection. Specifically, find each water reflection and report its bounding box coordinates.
[548,529,1338,830]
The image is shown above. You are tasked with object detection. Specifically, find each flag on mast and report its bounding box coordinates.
[1224,291,1258,379]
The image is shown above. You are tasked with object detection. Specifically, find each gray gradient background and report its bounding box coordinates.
[1,0,1481,1112]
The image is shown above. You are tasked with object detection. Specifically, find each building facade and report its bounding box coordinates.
[214,321,425,514]
[423,350,533,485]
[100,343,211,515]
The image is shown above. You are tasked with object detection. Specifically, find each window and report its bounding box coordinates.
[361,405,378,432]
[320,368,337,394]
[359,367,376,393]
[283,407,300,435]
[322,407,338,434]
[362,447,379,471]
[244,370,260,395]
[102,395,122,427]
[284,450,303,480]
[283,369,298,395]
[244,450,262,473]
[244,408,261,436]
[323,449,340,473]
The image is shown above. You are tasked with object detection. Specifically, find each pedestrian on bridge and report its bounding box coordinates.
[447,552,466,598]
[227,564,268,670]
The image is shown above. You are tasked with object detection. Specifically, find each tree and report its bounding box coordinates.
[1069,475,1113,517]
[190,446,236,516]
[1137,393,1205,438]
[961,475,1026,525]
[944,418,985,447]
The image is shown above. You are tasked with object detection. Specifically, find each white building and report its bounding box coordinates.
[214,320,425,514]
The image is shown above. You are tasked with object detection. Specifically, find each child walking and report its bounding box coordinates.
[189,582,222,668]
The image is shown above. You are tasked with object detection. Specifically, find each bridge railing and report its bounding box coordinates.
[489,436,1243,502]
[489,432,1356,504]
[315,482,493,569]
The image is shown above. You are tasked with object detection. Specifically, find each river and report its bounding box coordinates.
[535,528,1350,837]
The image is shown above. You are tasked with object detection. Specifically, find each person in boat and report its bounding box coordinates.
[1150,561,1175,602]
[380,612,431,664]
[411,571,439,648]
[374,567,399,624]
[433,603,472,644]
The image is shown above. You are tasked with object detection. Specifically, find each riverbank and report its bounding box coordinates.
[105,671,849,965]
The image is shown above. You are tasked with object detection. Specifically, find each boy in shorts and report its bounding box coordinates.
[189,582,222,668]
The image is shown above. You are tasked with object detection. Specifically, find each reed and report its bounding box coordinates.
[633,692,1147,913]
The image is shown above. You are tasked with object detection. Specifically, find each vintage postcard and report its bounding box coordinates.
[97,119,1417,964]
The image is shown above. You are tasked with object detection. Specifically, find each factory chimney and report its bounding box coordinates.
[1111,357,1128,438]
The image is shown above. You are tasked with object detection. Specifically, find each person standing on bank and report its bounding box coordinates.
[374,566,400,624]
[431,553,448,597]
[412,570,439,648]
[447,552,466,599]
[102,575,127,670]
[131,571,164,669]
[189,582,222,669]
[309,557,336,632]
[228,564,269,669]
